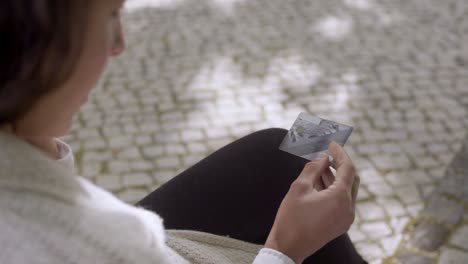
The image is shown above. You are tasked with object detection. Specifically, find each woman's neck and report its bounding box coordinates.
[0,124,60,160]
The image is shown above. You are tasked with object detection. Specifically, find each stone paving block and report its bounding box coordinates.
[83,138,108,150]
[356,144,381,155]
[414,156,440,169]
[377,197,406,217]
[187,142,209,154]
[394,252,433,264]
[395,185,422,206]
[367,181,395,196]
[165,144,186,155]
[381,234,403,257]
[421,184,436,199]
[410,221,450,251]
[438,247,468,264]
[390,217,410,234]
[426,143,450,154]
[154,131,182,144]
[438,174,466,200]
[402,142,426,156]
[381,143,404,154]
[95,174,123,192]
[370,154,411,171]
[108,135,133,149]
[81,162,102,178]
[205,127,230,139]
[142,145,165,158]
[422,194,464,226]
[206,137,234,151]
[182,154,205,168]
[428,168,447,180]
[161,111,184,122]
[156,157,181,170]
[140,123,161,133]
[123,172,153,188]
[82,151,113,163]
[360,222,393,240]
[435,152,456,165]
[77,128,101,139]
[385,172,415,187]
[348,226,367,243]
[118,188,148,204]
[130,160,155,171]
[108,160,132,174]
[357,187,373,201]
[355,242,384,261]
[406,204,424,218]
[357,201,386,221]
[449,225,468,251]
[135,135,153,145]
[123,123,140,134]
[101,124,123,138]
[153,170,177,185]
[117,147,142,160]
[359,168,385,184]
[407,122,427,133]
[230,124,254,137]
[181,129,205,141]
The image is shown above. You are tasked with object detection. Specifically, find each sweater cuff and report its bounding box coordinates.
[252,248,296,264]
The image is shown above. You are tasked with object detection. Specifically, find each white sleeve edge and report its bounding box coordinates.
[252,248,296,264]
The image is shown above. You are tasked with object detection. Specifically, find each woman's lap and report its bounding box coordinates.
[135,128,366,263]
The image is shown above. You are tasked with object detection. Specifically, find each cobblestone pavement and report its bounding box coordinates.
[392,137,468,264]
[63,0,468,262]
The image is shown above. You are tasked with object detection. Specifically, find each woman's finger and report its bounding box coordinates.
[314,177,325,191]
[321,168,335,188]
[298,156,329,182]
[328,142,355,190]
[351,174,360,203]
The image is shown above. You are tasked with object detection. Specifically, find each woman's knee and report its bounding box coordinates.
[236,127,306,168]
[245,128,288,143]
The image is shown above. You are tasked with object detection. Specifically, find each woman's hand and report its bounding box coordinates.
[265,142,360,263]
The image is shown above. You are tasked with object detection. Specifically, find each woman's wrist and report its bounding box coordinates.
[265,236,304,264]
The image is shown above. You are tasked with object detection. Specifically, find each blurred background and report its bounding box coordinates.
[64,0,468,263]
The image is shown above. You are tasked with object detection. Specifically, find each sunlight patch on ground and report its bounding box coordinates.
[269,53,323,90]
[343,0,375,10]
[313,15,353,41]
[209,0,249,16]
[124,0,186,11]
[344,0,403,26]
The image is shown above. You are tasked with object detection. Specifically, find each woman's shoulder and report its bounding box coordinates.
[0,177,171,264]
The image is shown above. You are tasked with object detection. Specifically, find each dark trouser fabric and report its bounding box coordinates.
[136,128,367,264]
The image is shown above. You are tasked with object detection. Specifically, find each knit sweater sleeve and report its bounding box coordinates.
[253,248,295,264]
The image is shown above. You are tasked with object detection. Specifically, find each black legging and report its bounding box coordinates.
[136,128,367,263]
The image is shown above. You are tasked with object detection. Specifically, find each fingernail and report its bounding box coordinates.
[320,153,329,161]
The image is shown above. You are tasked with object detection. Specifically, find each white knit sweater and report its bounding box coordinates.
[0,132,294,264]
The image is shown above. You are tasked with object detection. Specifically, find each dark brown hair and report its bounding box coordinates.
[0,1,91,125]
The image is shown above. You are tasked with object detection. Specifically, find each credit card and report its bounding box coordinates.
[279,112,353,161]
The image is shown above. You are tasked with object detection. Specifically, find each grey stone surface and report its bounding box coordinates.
[422,194,464,226]
[449,225,468,251]
[410,221,449,252]
[394,252,432,264]
[438,248,468,264]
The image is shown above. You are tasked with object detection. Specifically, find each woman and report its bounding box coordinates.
[0,1,366,263]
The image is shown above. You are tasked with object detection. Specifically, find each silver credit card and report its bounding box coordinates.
[279,112,353,160]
